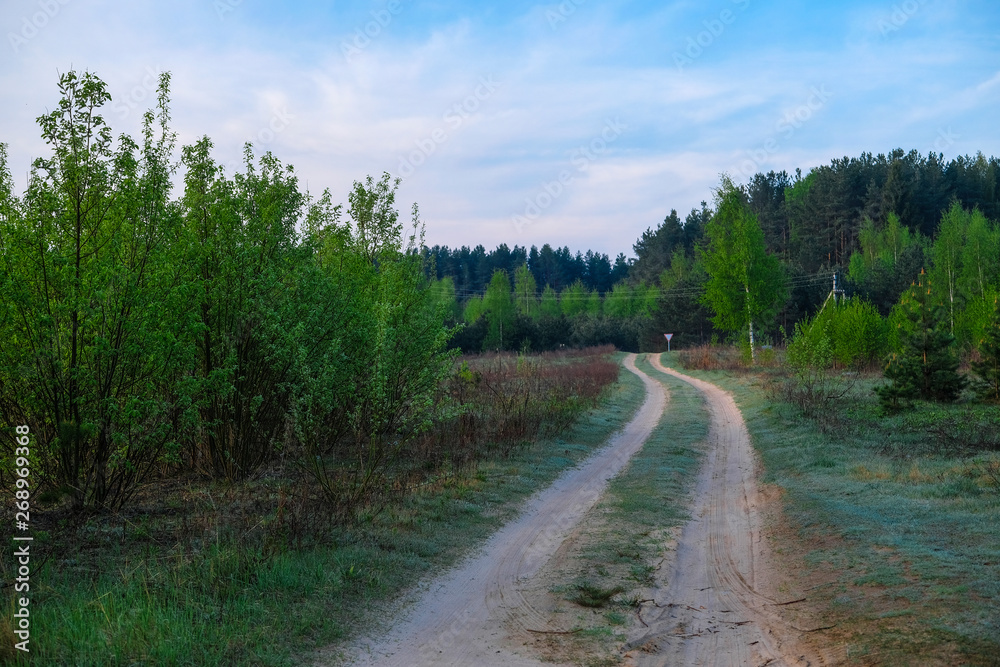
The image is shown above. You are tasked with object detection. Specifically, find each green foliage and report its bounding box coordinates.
[698,176,786,359]
[849,213,921,284]
[972,298,1000,402]
[482,269,514,350]
[179,137,312,480]
[930,203,966,334]
[0,71,194,510]
[585,289,602,316]
[0,71,456,514]
[560,279,589,317]
[959,208,1000,302]
[603,281,639,318]
[540,284,561,317]
[877,272,967,409]
[429,276,460,321]
[463,295,484,323]
[513,263,538,318]
[787,298,888,370]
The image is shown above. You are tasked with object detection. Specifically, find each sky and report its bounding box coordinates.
[1,0,998,258]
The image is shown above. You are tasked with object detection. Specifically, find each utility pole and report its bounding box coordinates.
[817,271,846,317]
[832,272,845,305]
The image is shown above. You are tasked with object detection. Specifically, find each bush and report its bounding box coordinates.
[787,297,888,371]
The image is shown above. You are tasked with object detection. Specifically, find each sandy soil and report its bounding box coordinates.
[341,353,666,667]
[338,355,844,666]
[621,357,844,667]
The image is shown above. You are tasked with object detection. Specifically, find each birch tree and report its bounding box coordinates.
[699,177,786,361]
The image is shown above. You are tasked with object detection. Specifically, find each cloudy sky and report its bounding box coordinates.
[2,0,998,258]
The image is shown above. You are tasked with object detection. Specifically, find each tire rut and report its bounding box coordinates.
[625,357,844,667]
[343,353,666,666]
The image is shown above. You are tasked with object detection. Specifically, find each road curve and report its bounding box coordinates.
[342,353,667,667]
[625,356,842,667]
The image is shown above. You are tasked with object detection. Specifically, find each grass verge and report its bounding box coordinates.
[0,354,644,666]
[664,351,1000,666]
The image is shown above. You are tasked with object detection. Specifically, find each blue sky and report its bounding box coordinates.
[2,0,998,258]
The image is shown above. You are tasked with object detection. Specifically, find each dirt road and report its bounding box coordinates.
[624,357,841,667]
[343,354,840,666]
[345,353,665,666]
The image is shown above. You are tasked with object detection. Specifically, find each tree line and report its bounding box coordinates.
[5,70,1000,515]
[433,147,1000,359]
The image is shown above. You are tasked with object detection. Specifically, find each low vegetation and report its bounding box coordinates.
[534,356,708,664]
[0,348,625,665]
[674,348,1000,665]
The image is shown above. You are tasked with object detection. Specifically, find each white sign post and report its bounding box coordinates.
[664,333,673,352]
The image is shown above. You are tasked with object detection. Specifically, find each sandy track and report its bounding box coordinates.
[343,353,666,667]
[624,357,842,667]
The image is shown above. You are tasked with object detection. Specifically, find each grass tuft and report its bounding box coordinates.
[569,582,625,608]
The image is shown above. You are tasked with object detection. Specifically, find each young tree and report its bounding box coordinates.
[429,276,460,321]
[463,295,484,323]
[585,289,602,316]
[698,177,786,360]
[959,208,1000,302]
[972,297,1000,402]
[0,71,192,509]
[603,282,636,318]
[513,263,538,318]
[877,271,966,409]
[539,284,561,317]
[560,280,589,317]
[482,269,514,350]
[180,139,309,479]
[930,202,967,334]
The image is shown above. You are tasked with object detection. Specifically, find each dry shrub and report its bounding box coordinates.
[677,344,747,371]
[295,346,620,524]
[413,346,619,466]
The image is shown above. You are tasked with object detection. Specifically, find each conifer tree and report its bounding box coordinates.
[877,270,966,409]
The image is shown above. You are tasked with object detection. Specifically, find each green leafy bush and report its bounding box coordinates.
[787,297,888,370]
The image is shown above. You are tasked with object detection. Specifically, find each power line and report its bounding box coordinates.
[436,270,834,301]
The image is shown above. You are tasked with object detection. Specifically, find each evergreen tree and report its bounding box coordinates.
[877,270,967,409]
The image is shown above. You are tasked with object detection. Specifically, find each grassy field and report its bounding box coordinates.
[664,351,1000,666]
[0,353,642,666]
[529,354,710,665]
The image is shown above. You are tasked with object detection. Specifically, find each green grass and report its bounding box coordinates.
[542,354,709,656]
[662,351,1000,666]
[2,355,646,666]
